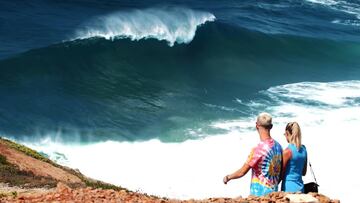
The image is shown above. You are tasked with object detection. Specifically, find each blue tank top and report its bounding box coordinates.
[281,144,307,192]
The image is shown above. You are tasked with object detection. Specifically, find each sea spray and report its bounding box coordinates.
[74,7,215,46]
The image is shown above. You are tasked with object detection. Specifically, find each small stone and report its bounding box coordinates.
[56,182,71,193]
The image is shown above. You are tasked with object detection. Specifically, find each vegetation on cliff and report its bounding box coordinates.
[0,137,127,191]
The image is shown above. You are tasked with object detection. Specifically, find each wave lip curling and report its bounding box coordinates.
[74,7,216,46]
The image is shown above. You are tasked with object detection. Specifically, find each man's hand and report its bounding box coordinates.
[223,175,230,184]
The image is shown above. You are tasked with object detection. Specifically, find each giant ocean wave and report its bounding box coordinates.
[1,22,360,143]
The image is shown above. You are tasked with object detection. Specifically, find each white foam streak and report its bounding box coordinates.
[306,0,339,6]
[21,80,360,202]
[332,19,360,26]
[306,0,360,22]
[74,8,215,46]
[266,80,360,106]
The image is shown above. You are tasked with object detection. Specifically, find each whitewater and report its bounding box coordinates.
[74,7,216,46]
[21,80,360,203]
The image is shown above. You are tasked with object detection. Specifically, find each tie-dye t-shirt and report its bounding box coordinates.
[246,138,283,196]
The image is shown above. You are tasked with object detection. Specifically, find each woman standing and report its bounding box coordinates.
[281,122,307,192]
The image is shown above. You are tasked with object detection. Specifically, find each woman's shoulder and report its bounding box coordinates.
[283,148,292,156]
[287,143,297,150]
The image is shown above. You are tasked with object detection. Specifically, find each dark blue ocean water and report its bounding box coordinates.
[0,0,360,142]
[1,0,360,59]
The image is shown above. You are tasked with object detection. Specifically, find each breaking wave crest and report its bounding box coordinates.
[74,7,216,46]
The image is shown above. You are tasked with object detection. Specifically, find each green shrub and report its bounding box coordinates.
[0,154,7,164]
[3,139,50,163]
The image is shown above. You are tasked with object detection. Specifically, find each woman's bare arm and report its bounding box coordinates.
[223,163,251,184]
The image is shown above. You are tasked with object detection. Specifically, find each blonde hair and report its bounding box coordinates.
[257,112,273,130]
[285,122,302,150]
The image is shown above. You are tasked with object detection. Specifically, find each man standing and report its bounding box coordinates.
[223,112,283,196]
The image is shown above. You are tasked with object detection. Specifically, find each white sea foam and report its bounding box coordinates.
[73,7,215,46]
[21,80,360,202]
[306,0,339,6]
[306,0,360,21]
[332,19,360,26]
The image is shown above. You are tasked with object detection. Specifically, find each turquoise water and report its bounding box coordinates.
[1,21,359,142]
[1,1,360,201]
